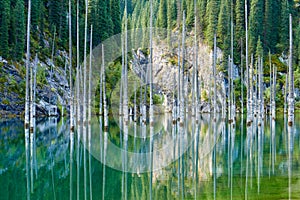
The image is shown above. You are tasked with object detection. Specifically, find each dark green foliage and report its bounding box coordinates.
[157,0,167,28]
[249,0,264,55]
[0,0,10,58]
[13,0,25,61]
[217,0,230,67]
[205,0,220,47]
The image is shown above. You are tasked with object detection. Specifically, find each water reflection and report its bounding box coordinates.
[0,114,299,199]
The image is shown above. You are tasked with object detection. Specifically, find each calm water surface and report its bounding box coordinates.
[0,114,299,200]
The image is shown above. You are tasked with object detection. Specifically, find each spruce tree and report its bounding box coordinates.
[0,0,10,58]
[198,0,207,39]
[235,0,244,62]
[14,0,25,60]
[157,0,167,28]
[256,36,263,59]
[110,0,121,34]
[278,0,289,53]
[217,0,230,69]
[249,0,264,55]
[205,0,220,47]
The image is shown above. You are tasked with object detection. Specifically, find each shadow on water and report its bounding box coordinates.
[0,114,299,199]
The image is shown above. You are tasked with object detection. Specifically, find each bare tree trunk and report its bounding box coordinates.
[83,0,88,126]
[241,39,244,114]
[288,14,294,125]
[102,45,108,128]
[230,0,234,121]
[69,0,74,132]
[88,25,93,124]
[124,0,128,123]
[25,0,31,127]
[193,0,198,117]
[180,11,186,125]
[149,0,154,125]
[228,55,231,120]
[76,0,80,122]
[269,51,272,115]
[272,65,276,119]
[213,33,217,120]
[33,55,37,118]
[30,52,33,130]
[245,0,252,124]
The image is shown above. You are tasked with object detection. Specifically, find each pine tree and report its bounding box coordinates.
[0,0,10,58]
[31,0,41,33]
[249,0,264,55]
[14,0,25,60]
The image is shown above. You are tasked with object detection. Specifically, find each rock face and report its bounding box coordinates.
[131,36,228,113]
[0,54,70,117]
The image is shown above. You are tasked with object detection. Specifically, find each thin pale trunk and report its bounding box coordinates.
[124,0,128,122]
[284,74,288,113]
[33,55,37,118]
[88,25,93,124]
[192,0,198,117]
[288,14,294,124]
[213,33,217,119]
[228,55,231,119]
[177,3,181,120]
[69,0,73,131]
[30,52,33,130]
[269,51,272,115]
[241,39,244,114]
[102,45,108,128]
[83,0,88,126]
[25,0,31,127]
[149,0,154,124]
[180,11,186,125]
[272,64,276,119]
[76,0,80,122]
[230,0,234,120]
[134,81,137,122]
[245,0,251,123]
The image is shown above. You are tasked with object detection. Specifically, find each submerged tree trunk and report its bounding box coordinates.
[88,25,93,124]
[69,0,74,131]
[123,0,128,122]
[102,45,108,128]
[25,0,31,127]
[149,0,154,124]
[180,11,186,125]
[76,0,80,122]
[288,14,294,125]
[83,0,88,125]
[213,33,217,120]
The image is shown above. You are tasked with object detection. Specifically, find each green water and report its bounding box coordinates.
[0,114,299,200]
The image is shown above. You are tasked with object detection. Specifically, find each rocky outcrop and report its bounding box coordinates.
[0,53,70,117]
[131,35,231,113]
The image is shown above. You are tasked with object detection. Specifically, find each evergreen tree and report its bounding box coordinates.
[249,0,264,55]
[256,36,263,59]
[235,0,244,60]
[205,0,220,47]
[0,0,10,58]
[110,0,121,34]
[31,0,41,33]
[217,0,230,69]
[198,0,207,39]
[14,0,25,60]
[278,0,290,53]
[157,0,167,28]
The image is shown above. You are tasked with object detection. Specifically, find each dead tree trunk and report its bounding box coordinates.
[25,0,31,128]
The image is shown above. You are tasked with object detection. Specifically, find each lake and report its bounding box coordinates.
[0,114,299,199]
